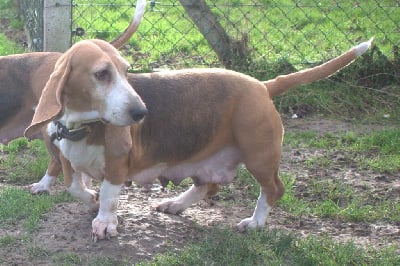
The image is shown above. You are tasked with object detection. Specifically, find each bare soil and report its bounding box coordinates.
[0,117,399,265]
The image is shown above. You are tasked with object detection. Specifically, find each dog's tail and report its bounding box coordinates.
[264,38,373,98]
[110,0,147,49]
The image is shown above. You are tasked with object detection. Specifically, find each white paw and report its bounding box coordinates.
[91,215,118,242]
[156,199,185,214]
[85,189,100,211]
[29,182,50,195]
[236,217,262,232]
[29,172,56,194]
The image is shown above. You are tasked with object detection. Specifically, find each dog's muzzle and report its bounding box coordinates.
[130,107,148,122]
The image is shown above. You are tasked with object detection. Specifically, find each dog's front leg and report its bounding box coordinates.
[91,180,121,242]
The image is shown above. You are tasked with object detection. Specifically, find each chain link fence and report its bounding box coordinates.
[71,0,399,78]
[21,0,399,81]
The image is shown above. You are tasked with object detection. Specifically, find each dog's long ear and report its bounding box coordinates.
[24,54,71,138]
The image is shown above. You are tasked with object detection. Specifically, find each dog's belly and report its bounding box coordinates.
[130,147,242,186]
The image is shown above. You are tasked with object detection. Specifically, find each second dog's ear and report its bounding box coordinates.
[25,53,71,138]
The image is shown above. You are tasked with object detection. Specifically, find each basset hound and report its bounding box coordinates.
[20,37,372,241]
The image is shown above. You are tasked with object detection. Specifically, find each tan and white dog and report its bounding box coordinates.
[21,37,373,241]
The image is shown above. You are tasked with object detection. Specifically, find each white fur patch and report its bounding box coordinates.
[60,109,101,129]
[354,37,374,57]
[48,122,105,180]
[156,184,210,214]
[103,72,145,126]
[67,172,99,210]
[92,180,121,240]
[133,0,147,26]
[237,190,271,231]
[30,170,56,194]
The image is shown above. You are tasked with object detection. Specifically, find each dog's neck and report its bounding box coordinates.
[50,121,90,142]
[61,108,102,130]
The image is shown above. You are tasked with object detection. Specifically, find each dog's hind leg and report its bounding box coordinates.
[233,90,285,231]
[156,183,219,214]
[236,168,284,231]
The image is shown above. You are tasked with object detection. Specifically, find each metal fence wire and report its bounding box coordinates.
[24,0,400,79]
[71,0,399,75]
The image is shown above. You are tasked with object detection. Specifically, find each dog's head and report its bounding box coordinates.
[25,39,147,137]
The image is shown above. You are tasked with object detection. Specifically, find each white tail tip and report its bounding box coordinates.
[354,37,374,57]
[133,0,147,24]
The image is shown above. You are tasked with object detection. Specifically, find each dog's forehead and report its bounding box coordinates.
[69,40,129,70]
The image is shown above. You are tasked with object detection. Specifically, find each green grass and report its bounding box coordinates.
[278,173,400,223]
[139,227,399,266]
[284,129,400,173]
[0,33,23,55]
[276,129,400,223]
[0,187,52,232]
[1,138,50,185]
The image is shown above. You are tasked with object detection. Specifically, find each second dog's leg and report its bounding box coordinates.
[156,183,218,214]
[30,157,61,194]
[30,170,56,194]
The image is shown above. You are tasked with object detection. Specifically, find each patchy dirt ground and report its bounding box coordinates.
[0,117,399,265]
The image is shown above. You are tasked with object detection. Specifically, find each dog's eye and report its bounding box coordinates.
[94,69,110,81]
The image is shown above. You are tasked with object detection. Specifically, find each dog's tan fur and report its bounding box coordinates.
[20,38,372,241]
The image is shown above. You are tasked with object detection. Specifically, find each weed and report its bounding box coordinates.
[0,235,18,246]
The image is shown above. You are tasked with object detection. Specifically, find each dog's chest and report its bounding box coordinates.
[58,139,105,179]
[47,123,105,179]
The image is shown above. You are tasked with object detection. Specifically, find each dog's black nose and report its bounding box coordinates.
[130,107,148,122]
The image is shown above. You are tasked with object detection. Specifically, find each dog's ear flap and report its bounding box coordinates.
[105,125,133,157]
[25,54,71,138]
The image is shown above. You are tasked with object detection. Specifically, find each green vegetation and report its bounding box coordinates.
[139,228,399,266]
[1,138,50,184]
[0,33,23,55]
[285,129,400,173]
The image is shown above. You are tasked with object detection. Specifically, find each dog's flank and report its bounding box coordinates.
[20,39,373,241]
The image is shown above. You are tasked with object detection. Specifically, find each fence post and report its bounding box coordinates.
[43,0,71,52]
